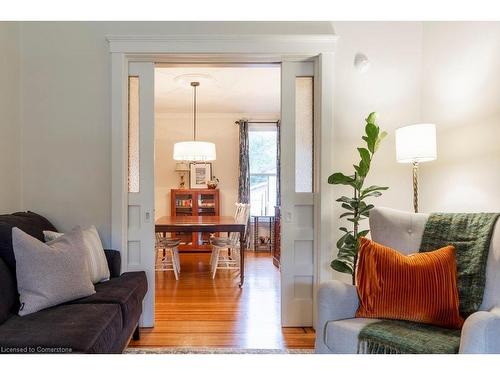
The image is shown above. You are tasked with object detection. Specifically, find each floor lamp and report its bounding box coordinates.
[395,123,437,213]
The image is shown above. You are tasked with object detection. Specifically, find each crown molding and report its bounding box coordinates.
[106,34,337,55]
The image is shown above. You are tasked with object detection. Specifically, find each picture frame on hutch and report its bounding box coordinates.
[189,162,212,189]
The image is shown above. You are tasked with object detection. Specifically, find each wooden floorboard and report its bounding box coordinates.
[128,252,315,349]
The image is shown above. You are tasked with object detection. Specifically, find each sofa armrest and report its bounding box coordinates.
[315,280,359,353]
[104,249,122,278]
[459,307,500,353]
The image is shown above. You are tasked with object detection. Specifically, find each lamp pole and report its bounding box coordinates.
[191,81,199,141]
[412,161,419,213]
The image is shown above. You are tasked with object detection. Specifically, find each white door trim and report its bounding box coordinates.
[108,33,336,328]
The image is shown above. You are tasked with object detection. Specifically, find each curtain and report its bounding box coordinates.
[238,120,250,204]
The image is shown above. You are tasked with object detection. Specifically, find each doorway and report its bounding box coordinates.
[109,34,336,340]
[148,64,294,348]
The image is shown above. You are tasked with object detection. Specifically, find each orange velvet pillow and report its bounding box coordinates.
[355,237,464,329]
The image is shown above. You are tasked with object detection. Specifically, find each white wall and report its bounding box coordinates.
[10,21,500,279]
[0,22,21,212]
[330,22,424,282]
[155,113,279,219]
[420,22,500,213]
[328,21,500,282]
[17,21,333,247]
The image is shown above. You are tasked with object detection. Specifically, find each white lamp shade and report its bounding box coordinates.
[395,123,437,163]
[174,162,190,172]
[173,141,216,161]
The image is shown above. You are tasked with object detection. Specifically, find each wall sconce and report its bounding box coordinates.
[354,53,370,73]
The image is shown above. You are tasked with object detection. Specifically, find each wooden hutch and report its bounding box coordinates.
[170,189,220,251]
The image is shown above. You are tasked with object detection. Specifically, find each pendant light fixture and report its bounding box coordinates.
[173,81,216,161]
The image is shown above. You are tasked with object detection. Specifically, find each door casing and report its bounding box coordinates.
[108,34,337,328]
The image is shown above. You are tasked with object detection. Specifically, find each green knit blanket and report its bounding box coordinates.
[358,212,499,354]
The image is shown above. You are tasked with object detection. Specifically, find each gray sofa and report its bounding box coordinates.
[315,207,500,354]
[0,211,147,354]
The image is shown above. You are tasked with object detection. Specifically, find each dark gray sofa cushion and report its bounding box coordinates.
[0,211,57,272]
[0,303,122,353]
[0,259,16,325]
[104,249,122,278]
[69,271,147,331]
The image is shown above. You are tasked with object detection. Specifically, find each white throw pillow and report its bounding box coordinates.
[44,225,110,284]
[13,227,96,316]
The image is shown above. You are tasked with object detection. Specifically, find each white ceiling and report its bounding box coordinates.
[155,66,280,114]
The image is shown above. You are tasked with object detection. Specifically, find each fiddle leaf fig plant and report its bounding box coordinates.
[328,112,388,275]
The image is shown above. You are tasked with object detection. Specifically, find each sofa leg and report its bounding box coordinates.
[133,325,140,341]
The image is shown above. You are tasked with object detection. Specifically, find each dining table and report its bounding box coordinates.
[155,215,247,287]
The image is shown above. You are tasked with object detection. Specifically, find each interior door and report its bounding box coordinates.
[280,61,316,327]
[127,62,155,327]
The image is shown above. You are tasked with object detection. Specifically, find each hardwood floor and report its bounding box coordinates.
[129,251,315,349]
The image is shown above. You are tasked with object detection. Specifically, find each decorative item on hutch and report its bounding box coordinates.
[175,162,190,189]
[207,176,219,189]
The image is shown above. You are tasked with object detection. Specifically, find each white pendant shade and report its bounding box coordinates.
[173,141,216,161]
[395,123,437,163]
[172,81,217,162]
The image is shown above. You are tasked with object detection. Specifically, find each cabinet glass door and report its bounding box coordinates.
[198,193,216,216]
[174,193,194,216]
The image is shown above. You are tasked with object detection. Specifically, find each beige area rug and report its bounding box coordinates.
[125,347,314,354]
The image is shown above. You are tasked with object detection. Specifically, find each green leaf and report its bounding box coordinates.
[365,122,379,140]
[358,147,371,166]
[357,230,370,238]
[366,112,378,125]
[353,175,364,191]
[360,191,383,199]
[353,164,362,177]
[336,232,351,249]
[339,212,355,218]
[328,172,355,187]
[336,196,357,205]
[330,259,354,274]
[361,185,389,194]
[365,123,379,153]
[341,203,354,211]
[358,159,369,177]
[359,204,375,214]
[374,130,388,152]
[343,233,356,246]
[339,227,349,233]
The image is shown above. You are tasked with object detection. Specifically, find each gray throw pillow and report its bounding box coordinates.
[12,226,95,316]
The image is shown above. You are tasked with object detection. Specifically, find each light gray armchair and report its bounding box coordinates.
[315,207,500,354]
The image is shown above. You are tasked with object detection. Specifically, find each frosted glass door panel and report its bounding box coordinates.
[128,76,140,193]
[295,77,313,193]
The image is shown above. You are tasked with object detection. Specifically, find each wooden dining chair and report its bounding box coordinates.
[209,203,250,279]
[155,232,181,280]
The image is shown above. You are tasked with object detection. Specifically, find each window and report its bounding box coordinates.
[249,125,278,217]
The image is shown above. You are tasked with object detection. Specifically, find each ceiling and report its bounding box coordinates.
[154,66,280,114]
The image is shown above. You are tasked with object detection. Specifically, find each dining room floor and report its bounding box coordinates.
[128,251,315,349]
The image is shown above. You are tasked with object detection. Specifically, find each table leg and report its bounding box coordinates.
[239,229,245,287]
